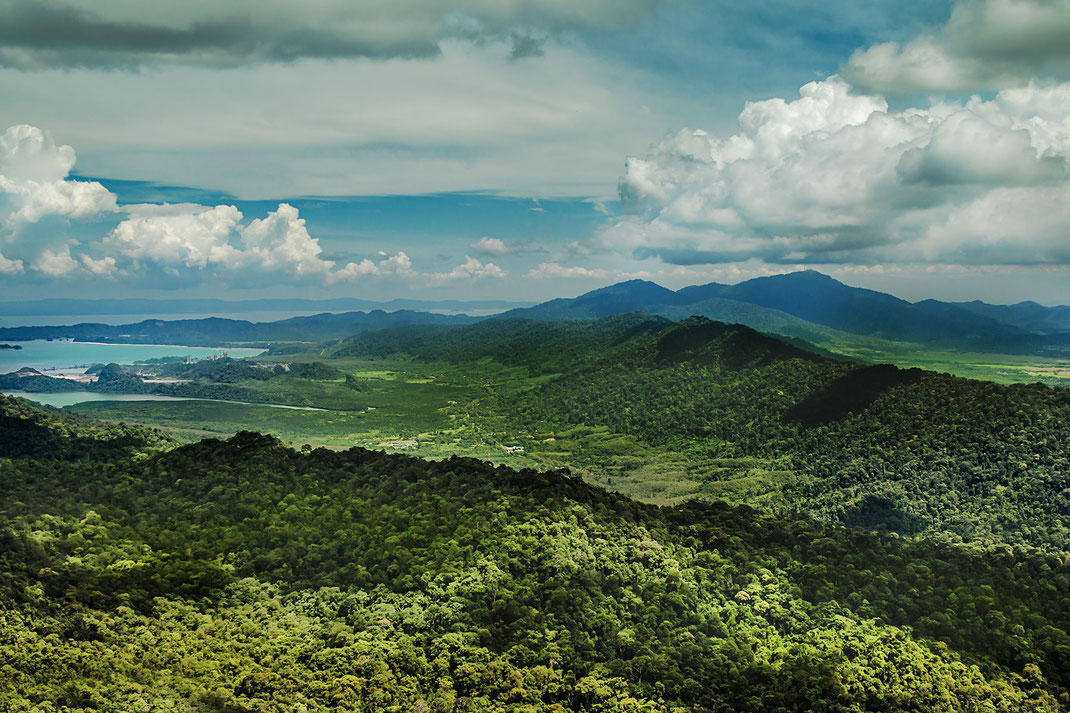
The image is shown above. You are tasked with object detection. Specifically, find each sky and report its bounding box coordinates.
[2,0,1070,305]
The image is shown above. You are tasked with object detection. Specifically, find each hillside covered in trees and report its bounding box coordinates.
[1,396,1069,711]
[0,391,174,461]
[340,315,1070,552]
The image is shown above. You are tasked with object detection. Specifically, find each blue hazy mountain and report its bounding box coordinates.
[503,270,1070,353]
[941,299,1070,334]
[0,309,479,346]
[0,296,533,317]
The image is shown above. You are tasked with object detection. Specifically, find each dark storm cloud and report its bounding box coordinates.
[0,0,668,70]
[845,0,1070,92]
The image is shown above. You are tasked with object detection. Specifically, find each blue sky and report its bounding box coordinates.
[3,0,1070,304]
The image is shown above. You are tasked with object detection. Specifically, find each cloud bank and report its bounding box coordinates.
[0,124,508,286]
[845,0,1070,93]
[607,76,1070,267]
[0,0,667,70]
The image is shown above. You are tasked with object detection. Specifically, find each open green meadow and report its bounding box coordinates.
[67,353,546,470]
[828,341,1070,386]
[65,349,804,507]
[54,324,1070,513]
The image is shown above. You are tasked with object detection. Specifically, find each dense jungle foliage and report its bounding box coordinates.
[1,399,1069,712]
[336,314,677,376]
[150,358,342,383]
[341,315,1070,551]
[0,393,173,461]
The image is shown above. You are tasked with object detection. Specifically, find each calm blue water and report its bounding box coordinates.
[3,391,324,411]
[0,311,332,328]
[0,340,264,375]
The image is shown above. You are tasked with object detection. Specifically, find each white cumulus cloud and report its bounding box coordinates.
[428,256,506,282]
[80,253,118,277]
[526,262,608,279]
[470,237,510,255]
[469,236,545,256]
[0,123,544,287]
[241,203,331,276]
[328,251,416,283]
[102,201,419,283]
[0,124,116,224]
[103,204,244,269]
[33,244,80,277]
[609,75,1070,267]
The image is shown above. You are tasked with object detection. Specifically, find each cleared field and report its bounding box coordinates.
[60,340,1070,509]
[831,344,1070,387]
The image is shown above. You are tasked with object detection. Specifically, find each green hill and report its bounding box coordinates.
[336,312,674,375]
[338,316,1070,551]
[0,392,174,461]
[2,411,1069,711]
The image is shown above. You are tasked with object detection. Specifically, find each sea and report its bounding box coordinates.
[0,328,269,410]
[0,310,332,328]
[2,391,324,411]
[0,339,264,376]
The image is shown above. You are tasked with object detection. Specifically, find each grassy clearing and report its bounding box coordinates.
[66,352,798,506]
[62,341,1069,508]
[829,343,1070,387]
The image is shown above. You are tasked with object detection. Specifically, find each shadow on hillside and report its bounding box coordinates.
[786,364,925,427]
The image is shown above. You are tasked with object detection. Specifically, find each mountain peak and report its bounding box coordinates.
[579,279,674,299]
[751,270,845,287]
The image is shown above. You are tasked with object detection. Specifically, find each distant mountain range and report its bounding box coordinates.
[4,270,1070,354]
[0,296,534,317]
[501,270,1070,354]
[0,310,479,346]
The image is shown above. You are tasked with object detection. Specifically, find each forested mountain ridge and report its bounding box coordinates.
[501,270,1070,354]
[339,316,1070,551]
[5,269,1068,354]
[0,393,174,461]
[336,312,676,374]
[495,279,855,347]
[944,299,1070,334]
[2,415,1070,711]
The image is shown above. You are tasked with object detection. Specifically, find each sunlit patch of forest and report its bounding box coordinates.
[1,396,1069,711]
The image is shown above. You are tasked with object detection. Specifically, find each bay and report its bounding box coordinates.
[0,311,334,328]
[3,391,325,411]
[0,340,264,376]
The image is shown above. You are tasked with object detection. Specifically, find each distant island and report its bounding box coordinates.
[0,343,21,350]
